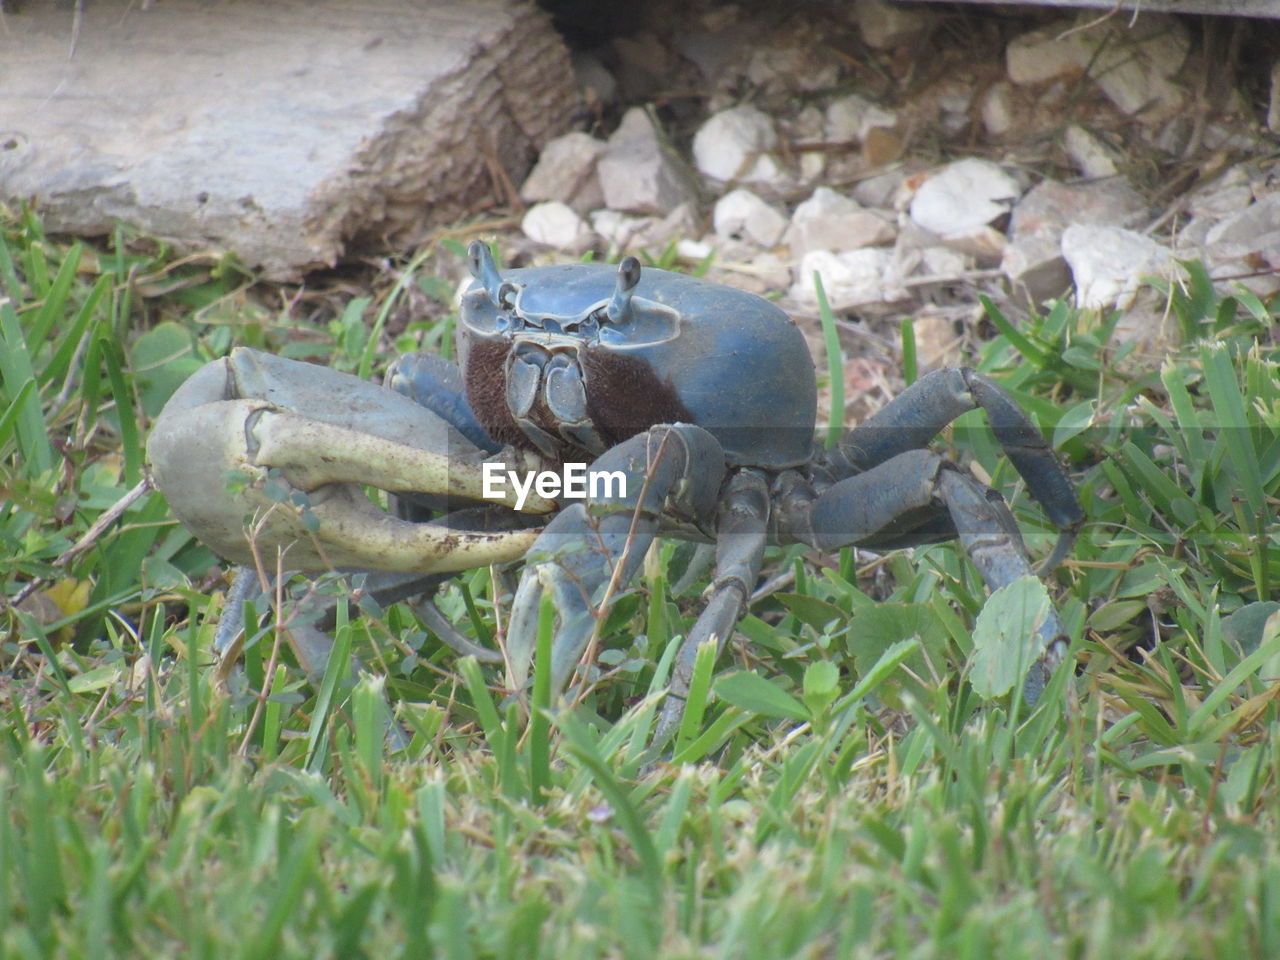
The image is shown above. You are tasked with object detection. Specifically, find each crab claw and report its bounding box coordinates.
[147,347,551,574]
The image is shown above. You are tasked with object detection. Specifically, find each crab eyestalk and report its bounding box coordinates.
[606,256,642,325]
[468,240,515,308]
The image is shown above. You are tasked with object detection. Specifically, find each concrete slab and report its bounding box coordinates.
[0,0,579,278]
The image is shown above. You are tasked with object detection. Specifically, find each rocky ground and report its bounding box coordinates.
[469,0,1280,425]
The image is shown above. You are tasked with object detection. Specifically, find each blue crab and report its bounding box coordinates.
[148,243,1082,740]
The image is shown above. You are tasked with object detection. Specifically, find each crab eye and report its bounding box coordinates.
[606,257,641,324]
[468,240,510,308]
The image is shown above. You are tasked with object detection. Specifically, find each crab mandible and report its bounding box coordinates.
[148,242,1083,740]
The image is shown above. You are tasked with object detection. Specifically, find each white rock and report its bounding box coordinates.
[825,94,898,144]
[942,226,1008,266]
[1200,194,1280,297]
[693,105,780,183]
[1061,225,1173,310]
[1006,15,1189,122]
[786,187,896,259]
[1269,58,1280,134]
[791,248,894,307]
[1006,23,1087,85]
[854,0,928,50]
[641,202,701,250]
[851,170,905,209]
[1204,193,1280,251]
[589,209,633,245]
[590,202,699,252]
[920,245,970,278]
[980,82,1015,137]
[1092,19,1189,119]
[1063,126,1119,179]
[597,107,699,216]
[1202,122,1259,154]
[571,50,618,105]
[936,85,973,115]
[520,132,606,212]
[521,202,588,250]
[1185,167,1255,220]
[908,158,1022,239]
[1003,178,1149,304]
[676,237,714,262]
[713,188,789,248]
[746,46,840,96]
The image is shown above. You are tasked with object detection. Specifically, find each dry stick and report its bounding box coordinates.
[569,430,673,708]
[237,541,289,757]
[7,475,153,610]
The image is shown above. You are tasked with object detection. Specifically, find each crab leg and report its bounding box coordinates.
[504,423,727,696]
[799,449,1067,704]
[833,367,1083,570]
[652,469,771,745]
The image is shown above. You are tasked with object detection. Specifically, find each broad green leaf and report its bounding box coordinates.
[714,670,808,721]
[802,660,840,718]
[969,574,1052,698]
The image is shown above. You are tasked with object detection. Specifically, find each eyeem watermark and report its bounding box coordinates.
[483,462,627,510]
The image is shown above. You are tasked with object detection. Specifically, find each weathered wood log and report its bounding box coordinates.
[0,0,579,279]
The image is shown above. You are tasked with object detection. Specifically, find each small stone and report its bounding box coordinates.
[638,202,701,250]
[746,45,840,96]
[1185,167,1255,220]
[571,51,618,106]
[520,132,606,213]
[799,152,827,183]
[693,104,781,184]
[786,187,896,259]
[1269,59,1280,134]
[589,209,634,245]
[1007,14,1189,123]
[791,248,894,308]
[910,307,964,369]
[824,94,898,144]
[1091,17,1189,120]
[851,170,905,209]
[943,226,1007,266]
[980,82,1015,137]
[1006,22,1087,86]
[1003,178,1149,304]
[862,128,904,168]
[935,81,974,136]
[1063,126,1119,179]
[920,245,970,278]
[676,237,714,261]
[1201,194,1280,298]
[909,158,1022,239]
[713,188,789,248]
[853,0,928,50]
[521,201,588,250]
[1061,225,1173,311]
[591,202,699,253]
[597,107,699,216]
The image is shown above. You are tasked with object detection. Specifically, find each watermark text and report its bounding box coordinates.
[483,462,627,510]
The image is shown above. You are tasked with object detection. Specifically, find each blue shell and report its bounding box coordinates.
[460,262,817,470]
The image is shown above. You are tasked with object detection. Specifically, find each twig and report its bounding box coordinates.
[6,476,153,610]
[570,429,672,707]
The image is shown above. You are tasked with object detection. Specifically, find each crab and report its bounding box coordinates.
[148,243,1083,742]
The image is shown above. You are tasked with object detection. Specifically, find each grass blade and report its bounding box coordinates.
[813,271,844,447]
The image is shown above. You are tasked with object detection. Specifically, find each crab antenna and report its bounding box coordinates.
[468,240,509,306]
[606,257,641,324]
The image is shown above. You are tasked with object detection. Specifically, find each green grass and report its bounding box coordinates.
[4,205,1280,957]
